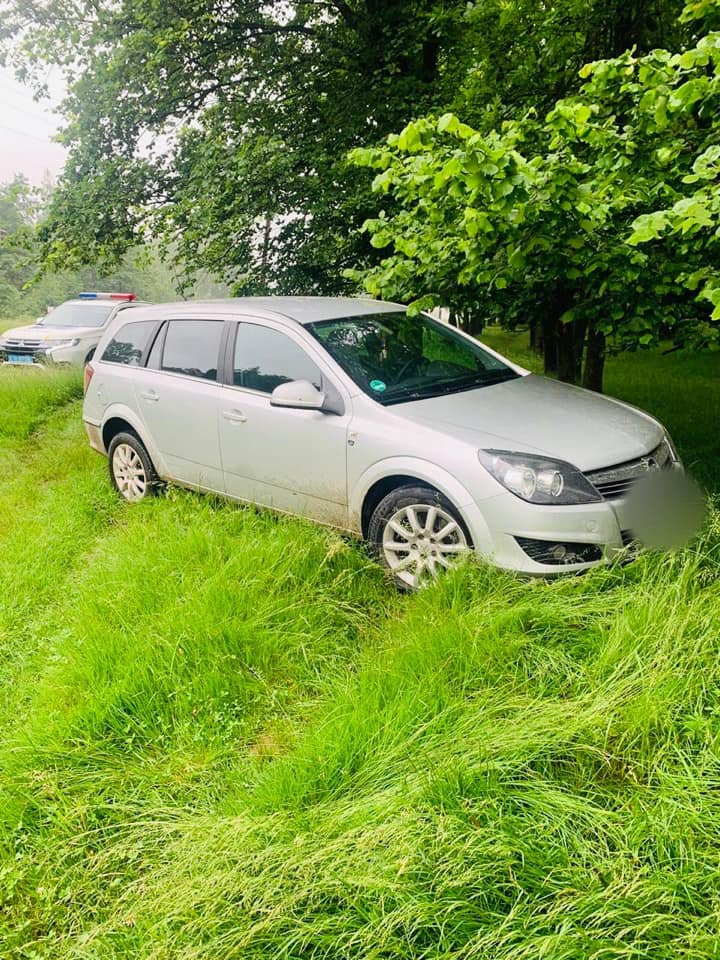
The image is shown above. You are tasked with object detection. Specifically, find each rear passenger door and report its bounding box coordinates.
[133,318,227,491]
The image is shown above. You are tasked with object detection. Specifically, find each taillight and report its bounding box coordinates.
[84,362,95,394]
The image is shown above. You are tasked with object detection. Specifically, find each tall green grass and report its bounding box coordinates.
[0,350,718,959]
[0,365,83,441]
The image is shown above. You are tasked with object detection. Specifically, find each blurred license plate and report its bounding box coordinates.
[7,354,34,364]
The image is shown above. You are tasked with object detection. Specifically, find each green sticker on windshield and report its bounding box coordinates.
[370,379,386,393]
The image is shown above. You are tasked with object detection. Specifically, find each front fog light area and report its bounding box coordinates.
[515,537,603,565]
[479,450,601,505]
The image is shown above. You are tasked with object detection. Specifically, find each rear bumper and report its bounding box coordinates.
[84,419,105,455]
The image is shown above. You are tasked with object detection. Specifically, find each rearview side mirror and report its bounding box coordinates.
[270,380,325,410]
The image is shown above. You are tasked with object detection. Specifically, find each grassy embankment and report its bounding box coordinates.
[0,338,718,959]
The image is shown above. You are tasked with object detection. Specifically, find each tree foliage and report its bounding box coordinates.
[1,0,470,293]
[0,176,45,314]
[0,177,201,317]
[1,0,687,297]
[451,0,687,127]
[349,2,720,390]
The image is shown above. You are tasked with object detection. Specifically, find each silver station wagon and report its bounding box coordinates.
[83,297,682,588]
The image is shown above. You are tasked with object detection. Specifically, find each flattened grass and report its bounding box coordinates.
[0,346,718,959]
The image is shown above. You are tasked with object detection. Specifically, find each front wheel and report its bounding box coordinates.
[368,485,471,590]
[108,431,160,502]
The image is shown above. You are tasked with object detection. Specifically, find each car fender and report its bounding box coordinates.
[350,455,493,550]
[100,402,169,476]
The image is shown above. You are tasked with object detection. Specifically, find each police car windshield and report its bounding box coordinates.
[43,302,114,328]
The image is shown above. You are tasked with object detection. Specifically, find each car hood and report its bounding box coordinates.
[2,323,99,342]
[392,373,664,472]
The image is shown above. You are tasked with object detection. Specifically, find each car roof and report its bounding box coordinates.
[60,299,146,308]
[109,296,407,327]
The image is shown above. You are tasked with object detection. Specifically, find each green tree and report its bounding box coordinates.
[0,175,43,314]
[1,0,469,293]
[450,0,687,127]
[348,3,720,391]
[1,0,685,296]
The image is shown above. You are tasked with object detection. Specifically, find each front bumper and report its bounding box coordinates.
[466,459,683,575]
[464,493,631,575]
[0,342,89,366]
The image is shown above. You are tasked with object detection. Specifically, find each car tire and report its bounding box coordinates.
[108,431,161,503]
[368,484,472,591]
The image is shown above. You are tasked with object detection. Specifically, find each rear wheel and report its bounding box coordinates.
[368,485,471,590]
[108,431,160,502]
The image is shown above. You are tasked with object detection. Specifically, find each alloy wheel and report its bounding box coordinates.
[112,443,148,502]
[382,503,469,588]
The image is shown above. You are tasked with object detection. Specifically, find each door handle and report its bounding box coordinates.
[140,390,159,402]
[223,409,247,423]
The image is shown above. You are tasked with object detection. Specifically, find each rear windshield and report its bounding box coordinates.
[43,302,114,328]
[306,311,518,405]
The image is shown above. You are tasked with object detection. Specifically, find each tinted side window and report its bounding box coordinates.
[161,320,224,382]
[101,321,156,366]
[234,323,322,393]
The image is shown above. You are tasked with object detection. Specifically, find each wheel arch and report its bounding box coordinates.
[100,404,165,475]
[352,457,478,539]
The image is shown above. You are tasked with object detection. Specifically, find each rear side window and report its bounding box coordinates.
[101,321,156,366]
[161,320,225,382]
[233,323,322,393]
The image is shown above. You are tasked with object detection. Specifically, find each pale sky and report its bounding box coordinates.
[0,66,67,185]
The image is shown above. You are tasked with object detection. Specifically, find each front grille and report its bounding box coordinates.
[4,338,42,348]
[586,440,673,501]
[515,537,603,565]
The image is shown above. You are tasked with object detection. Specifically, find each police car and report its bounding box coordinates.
[0,293,144,367]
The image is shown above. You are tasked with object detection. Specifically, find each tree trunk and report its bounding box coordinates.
[542,314,559,375]
[466,312,484,336]
[529,316,543,355]
[556,318,578,383]
[573,315,588,382]
[582,326,606,392]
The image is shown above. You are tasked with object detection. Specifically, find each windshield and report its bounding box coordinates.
[42,302,115,328]
[306,311,519,404]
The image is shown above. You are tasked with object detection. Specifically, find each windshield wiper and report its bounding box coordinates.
[382,370,518,404]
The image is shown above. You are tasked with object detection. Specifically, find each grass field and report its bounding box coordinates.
[0,340,718,959]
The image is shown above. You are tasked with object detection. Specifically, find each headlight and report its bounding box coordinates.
[478,449,603,505]
[47,339,80,350]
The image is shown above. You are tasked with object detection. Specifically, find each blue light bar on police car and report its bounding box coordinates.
[78,292,137,301]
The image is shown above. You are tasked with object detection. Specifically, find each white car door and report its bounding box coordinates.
[133,318,227,492]
[219,319,351,527]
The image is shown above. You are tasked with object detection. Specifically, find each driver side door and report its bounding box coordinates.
[219,319,352,527]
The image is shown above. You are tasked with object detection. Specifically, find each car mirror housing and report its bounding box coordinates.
[270,379,326,410]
